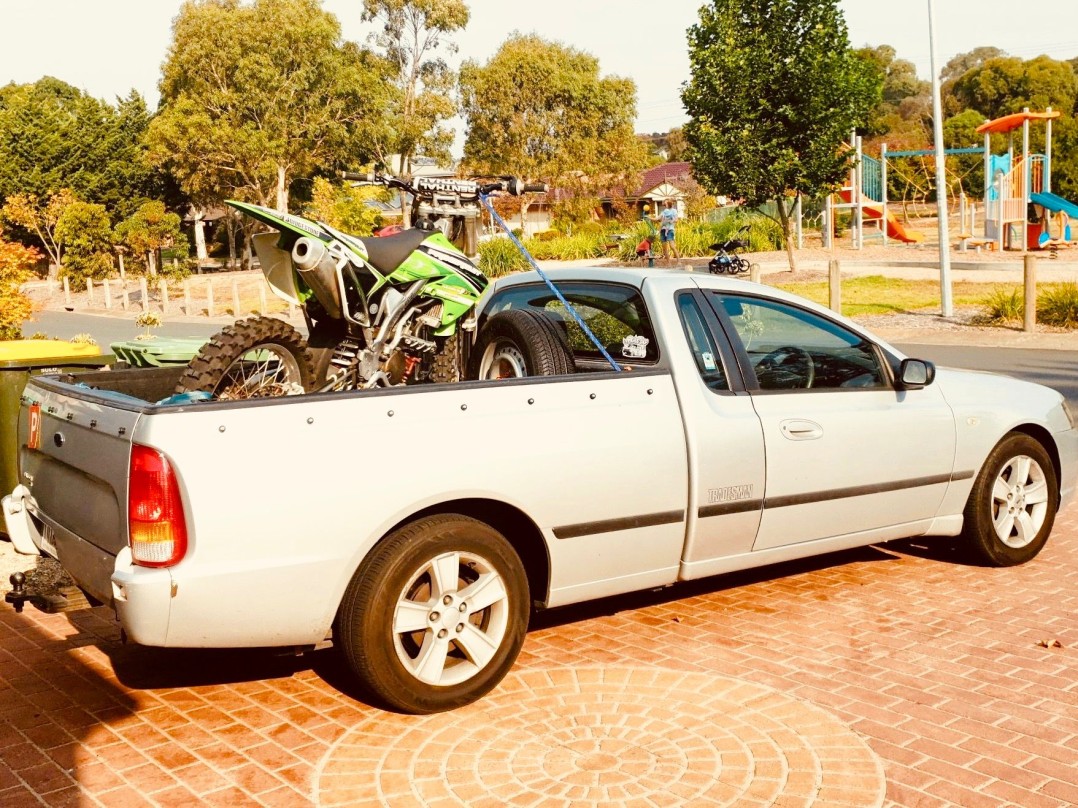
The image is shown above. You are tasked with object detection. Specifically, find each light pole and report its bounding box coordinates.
[928,0,953,316]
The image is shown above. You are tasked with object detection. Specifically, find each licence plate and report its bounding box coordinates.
[27,403,41,450]
[39,523,57,557]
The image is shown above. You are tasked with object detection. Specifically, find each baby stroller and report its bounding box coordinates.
[708,225,751,275]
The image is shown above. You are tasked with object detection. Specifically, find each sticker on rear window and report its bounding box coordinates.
[622,335,649,359]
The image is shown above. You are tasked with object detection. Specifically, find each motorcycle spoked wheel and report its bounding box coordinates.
[175,316,315,399]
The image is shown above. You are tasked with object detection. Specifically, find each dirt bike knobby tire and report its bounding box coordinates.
[174,316,315,396]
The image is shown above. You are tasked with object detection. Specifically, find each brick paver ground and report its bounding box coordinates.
[2,501,1077,807]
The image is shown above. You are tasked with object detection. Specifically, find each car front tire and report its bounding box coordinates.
[962,433,1058,566]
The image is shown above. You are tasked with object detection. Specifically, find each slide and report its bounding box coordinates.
[1031,191,1078,220]
[838,190,923,243]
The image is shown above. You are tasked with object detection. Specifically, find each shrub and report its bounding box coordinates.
[524,233,607,262]
[1038,283,1078,328]
[70,333,98,346]
[135,311,162,338]
[478,236,530,277]
[0,236,39,340]
[982,287,1023,323]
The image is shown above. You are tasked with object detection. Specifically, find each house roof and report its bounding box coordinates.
[636,162,693,196]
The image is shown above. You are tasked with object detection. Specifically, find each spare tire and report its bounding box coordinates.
[467,309,573,380]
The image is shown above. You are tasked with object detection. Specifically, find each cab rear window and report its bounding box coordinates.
[483,282,659,365]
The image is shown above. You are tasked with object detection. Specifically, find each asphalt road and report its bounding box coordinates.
[19,311,1078,406]
[23,310,239,345]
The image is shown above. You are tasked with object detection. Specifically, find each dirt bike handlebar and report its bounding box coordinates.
[340,171,545,199]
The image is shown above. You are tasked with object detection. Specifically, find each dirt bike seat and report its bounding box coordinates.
[359,228,431,274]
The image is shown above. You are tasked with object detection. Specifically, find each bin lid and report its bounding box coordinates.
[0,339,106,369]
[109,337,208,361]
[109,337,209,353]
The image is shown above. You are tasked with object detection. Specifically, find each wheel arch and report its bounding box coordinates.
[382,498,552,606]
[1009,423,1062,494]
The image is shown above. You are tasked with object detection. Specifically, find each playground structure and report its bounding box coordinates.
[820,109,1078,253]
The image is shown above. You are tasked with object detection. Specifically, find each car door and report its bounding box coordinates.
[669,291,767,581]
[709,291,957,551]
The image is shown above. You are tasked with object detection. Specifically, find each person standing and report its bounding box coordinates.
[656,200,682,264]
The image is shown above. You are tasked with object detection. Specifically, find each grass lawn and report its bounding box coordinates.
[769,275,995,316]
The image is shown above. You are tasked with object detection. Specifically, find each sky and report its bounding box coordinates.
[1,0,1077,152]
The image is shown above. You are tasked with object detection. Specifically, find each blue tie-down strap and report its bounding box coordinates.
[479,194,622,372]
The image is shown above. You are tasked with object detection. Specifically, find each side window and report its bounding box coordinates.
[716,294,886,391]
[484,282,659,365]
[677,293,729,391]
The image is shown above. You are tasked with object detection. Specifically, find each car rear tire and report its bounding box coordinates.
[961,433,1058,566]
[467,309,573,379]
[335,515,530,714]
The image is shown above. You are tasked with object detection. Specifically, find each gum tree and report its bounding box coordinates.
[683,0,879,270]
[148,0,393,215]
[361,0,469,175]
[460,34,647,227]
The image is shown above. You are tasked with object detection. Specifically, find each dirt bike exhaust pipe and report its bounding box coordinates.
[291,237,344,318]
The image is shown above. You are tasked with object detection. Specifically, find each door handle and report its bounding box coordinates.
[780,419,823,440]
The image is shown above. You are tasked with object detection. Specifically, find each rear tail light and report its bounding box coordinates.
[128,444,188,567]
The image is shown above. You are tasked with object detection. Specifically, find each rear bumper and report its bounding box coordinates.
[4,486,43,555]
[3,485,173,645]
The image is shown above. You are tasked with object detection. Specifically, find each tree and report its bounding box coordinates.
[460,34,648,216]
[857,45,929,137]
[683,0,880,270]
[0,233,39,340]
[55,201,114,290]
[115,201,189,277]
[940,46,1006,116]
[1,189,77,277]
[0,78,158,219]
[306,177,386,234]
[147,0,394,216]
[361,0,469,177]
[950,55,1078,122]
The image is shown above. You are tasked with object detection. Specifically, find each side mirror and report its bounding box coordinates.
[898,358,935,390]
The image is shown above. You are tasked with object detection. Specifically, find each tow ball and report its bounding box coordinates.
[5,571,94,614]
[6,572,30,613]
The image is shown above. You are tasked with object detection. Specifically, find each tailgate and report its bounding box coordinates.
[19,380,141,558]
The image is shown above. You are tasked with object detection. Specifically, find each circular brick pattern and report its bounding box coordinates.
[317,667,885,807]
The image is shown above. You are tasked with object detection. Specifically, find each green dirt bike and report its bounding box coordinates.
[176,173,546,399]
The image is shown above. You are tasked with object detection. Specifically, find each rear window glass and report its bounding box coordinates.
[484,282,659,364]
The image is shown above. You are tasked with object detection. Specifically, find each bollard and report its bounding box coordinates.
[183,278,192,315]
[62,277,71,309]
[829,259,841,315]
[103,279,112,310]
[159,279,169,314]
[120,280,128,311]
[87,279,95,307]
[139,278,149,312]
[207,281,215,318]
[749,263,761,284]
[1024,254,1037,333]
